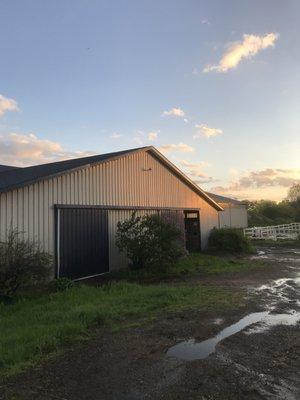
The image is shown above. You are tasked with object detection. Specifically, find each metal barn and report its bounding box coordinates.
[206,192,248,229]
[0,147,222,280]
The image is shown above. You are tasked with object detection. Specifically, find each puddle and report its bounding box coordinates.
[167,312,268,361]
[167,310,300,361]
[167,247,300,362]
[213,318,223,325]
[250,247,300,262]
[246,310,300,333]
[255,275,300,309]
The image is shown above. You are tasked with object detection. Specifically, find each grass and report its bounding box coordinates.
[112,252,266,282]
[0,281,241,378]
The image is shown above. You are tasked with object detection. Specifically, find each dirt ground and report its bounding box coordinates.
[1,246,300,400]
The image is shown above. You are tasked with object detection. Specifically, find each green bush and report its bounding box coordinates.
[0,230,52,300]
[208,228,253,253]
[116,212,185,270]
[49,277,74,292]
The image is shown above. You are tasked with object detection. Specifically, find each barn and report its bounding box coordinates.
[0,146,222,280]
[206,192,248,229]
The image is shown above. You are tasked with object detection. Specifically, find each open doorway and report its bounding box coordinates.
[184,210,201,252]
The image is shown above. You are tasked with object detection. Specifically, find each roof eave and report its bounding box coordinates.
[0,147,150,194]
[146,147,223,211]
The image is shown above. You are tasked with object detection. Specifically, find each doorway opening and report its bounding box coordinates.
[184,210,201,252]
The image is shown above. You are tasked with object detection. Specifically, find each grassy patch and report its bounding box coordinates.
[0,281,241,378]
[113,253,266,282]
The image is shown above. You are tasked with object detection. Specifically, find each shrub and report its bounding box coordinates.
[49,277,74,292]
[116,213,185,270]
[0,230,52,299]
[208,228,253,253]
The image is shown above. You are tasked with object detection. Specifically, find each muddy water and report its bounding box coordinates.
[167,309,300,361]
[167,311,269,360]
[167,246,300,362]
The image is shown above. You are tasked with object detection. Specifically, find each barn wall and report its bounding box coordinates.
[230,207,248,228]
[219,205,248,229]
[0,151,219,268]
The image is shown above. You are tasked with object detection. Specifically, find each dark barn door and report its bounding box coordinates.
[184,211,201,252]
[58,208,109,280]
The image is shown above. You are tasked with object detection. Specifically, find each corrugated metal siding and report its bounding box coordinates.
[230,207,248,228]
[0,151,220,262]
[219,206,248,229]
[59,208,109,278]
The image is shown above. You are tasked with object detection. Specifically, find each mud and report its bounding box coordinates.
[1,246,300,400]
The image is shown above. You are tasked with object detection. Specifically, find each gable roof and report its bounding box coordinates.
[206,192,245,206]
[0,165,20,173]
[0,146,222,211]
[0,148,144,194]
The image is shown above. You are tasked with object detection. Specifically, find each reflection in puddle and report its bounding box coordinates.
[213,318,224,325]
[167,312,268,361]
[167,310,300,361]
[255,275,300,309]
[250,248,300,262]
[246,310,300,333]
[168,256,300,362]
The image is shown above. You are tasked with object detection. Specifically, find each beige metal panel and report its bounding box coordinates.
[0,150,219,258]
[0,192,7,240]
[230,207,248,228]
[219,209,231,228]
[108,209,158,271]
[28,184,34,241]
[219,206,248,229]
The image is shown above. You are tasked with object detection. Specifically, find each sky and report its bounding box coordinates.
[0,0,299,201]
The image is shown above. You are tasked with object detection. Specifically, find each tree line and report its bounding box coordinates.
[243,184,300,227]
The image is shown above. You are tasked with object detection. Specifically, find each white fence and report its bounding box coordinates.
[244,223,300,241]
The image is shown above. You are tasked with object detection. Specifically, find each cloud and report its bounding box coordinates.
[148,131,158,141]
[133,130,144,145]
[134,130,160,144]
[110,132,122,139]
[158,142,195,154]
[194,124,223,138]
[203,32,279,73]
[201,19,211,26]
[162,107,185,117]
[179,159,214,184]
[210,168,300,201]
[0,94,19,117]
[0,132,95,167]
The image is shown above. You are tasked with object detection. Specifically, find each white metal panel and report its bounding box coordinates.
[230,207,248,228]
[219,206,248,229]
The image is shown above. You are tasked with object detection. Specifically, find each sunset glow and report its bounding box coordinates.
[0,1,299,202]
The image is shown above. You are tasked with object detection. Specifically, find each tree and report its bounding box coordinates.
[116,213,185,270]
[0,230,52,299]
[246,199,296,227]
[287,184,300,202]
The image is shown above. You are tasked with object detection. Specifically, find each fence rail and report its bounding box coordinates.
[244,223,300,240]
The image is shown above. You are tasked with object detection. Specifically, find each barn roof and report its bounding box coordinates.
[0,165,20,173]
[0,146,222,211]
[206,192,246,206]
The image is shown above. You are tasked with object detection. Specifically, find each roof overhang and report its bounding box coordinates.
[145,147,223,211]
[0,145,223,211]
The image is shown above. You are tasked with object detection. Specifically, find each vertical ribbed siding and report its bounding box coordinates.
[58,208,109,279]
[0,151,220,257]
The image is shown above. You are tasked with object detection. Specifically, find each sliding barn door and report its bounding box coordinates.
[57,208,109,280]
